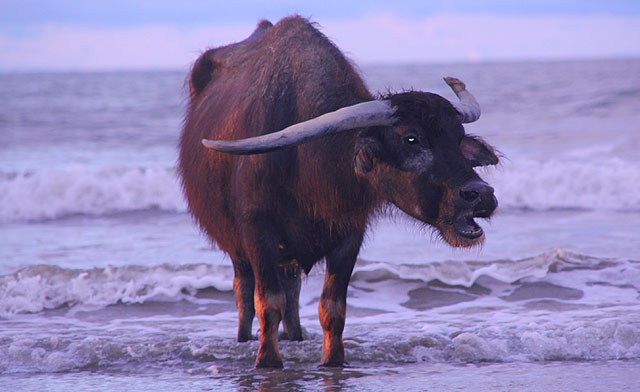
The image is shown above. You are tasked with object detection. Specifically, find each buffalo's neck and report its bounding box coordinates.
[292,132,377,237]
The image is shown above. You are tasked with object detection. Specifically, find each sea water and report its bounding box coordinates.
[1,59,639,391]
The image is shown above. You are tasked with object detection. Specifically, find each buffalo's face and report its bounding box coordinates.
[355,92,499,247]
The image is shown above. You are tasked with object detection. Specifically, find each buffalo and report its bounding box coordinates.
[179,16,499,368]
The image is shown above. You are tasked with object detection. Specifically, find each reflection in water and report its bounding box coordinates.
[220,365,373,392]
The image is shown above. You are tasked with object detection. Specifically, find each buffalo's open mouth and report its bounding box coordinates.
[435,192,496,248]
[454,214,484,239]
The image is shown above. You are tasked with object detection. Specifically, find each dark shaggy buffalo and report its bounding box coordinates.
[179,16,499,368]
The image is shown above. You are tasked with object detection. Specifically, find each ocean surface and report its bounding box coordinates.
[1,58,639,391]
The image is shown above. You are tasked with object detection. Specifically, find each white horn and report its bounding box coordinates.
[202,100,396,154]
[443,77,481,123]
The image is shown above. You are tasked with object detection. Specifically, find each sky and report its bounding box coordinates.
[1,0,639,71]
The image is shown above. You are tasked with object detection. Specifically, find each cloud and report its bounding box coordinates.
[323,13,640,63]
[1,12,639,71]
[0,23,254,71]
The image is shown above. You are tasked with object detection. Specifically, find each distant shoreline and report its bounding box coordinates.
[1,56,639,75]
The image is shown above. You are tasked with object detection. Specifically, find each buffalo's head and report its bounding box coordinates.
[202,77,499,247]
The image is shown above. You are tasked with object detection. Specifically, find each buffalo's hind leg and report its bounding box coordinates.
[242,214,286,368]
[252,262,286,368]
[232,258,255,342]
[319,233,363,367]
[279,261,303,341]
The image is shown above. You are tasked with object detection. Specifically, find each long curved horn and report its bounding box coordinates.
[202,100,396,154]
[443,77,480,123]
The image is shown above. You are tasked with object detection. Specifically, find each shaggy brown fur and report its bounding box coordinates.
[179,16,498,368]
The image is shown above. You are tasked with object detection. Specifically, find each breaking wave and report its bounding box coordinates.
[1,157,639,223]
[0,249,633,316]
[487,157,640,211]
[1,250,639,373]
[2,321,639,374]
[0,166,187,222]
[0,263,234,316]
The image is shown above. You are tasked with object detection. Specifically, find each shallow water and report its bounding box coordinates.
[2,361,639,392]
[1,59,640,388]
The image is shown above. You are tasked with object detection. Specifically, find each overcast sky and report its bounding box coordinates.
[1,1,639,71]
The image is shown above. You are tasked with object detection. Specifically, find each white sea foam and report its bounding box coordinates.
[0,155,640,222]
[0,250,639,373]
[351,250,557,288]
[0,263,234,316]
[0,166,188,222]
[0,249,626,316]
[486,157,640,211]
[1,156,638,223]
[0,309,638,373]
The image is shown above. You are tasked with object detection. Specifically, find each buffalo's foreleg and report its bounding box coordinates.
[243,215,286,368]
[232,259,255,342]
[319,233,363,367]
[279,261,303,341]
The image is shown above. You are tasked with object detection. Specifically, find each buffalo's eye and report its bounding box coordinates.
[404,135,419,145]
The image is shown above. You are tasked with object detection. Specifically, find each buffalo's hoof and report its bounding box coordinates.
[278,330,304,341]
[319,360,348,368]
[237,334,257,342]
[255,358,284,369]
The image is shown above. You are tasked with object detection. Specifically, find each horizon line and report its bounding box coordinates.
[1,55,638,75]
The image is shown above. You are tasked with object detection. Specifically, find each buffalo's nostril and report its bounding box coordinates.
[460,189,480,203]
[459,181,495,209]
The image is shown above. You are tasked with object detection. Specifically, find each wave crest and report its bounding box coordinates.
[0,166,187,222]
[0,250,615,316]
[2,157,639,223]
[486,158,640,211]
[0,263,234,316]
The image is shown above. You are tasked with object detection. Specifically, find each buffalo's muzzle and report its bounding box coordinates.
[459,181,497,217]
[453,181,497,240]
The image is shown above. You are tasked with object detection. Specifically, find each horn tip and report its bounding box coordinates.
[202,138,220,149]
[443,76,466,93]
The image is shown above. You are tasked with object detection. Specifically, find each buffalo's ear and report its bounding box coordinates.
[189,50,221,98]
[354,137,382,175]
[460,135,499,167]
